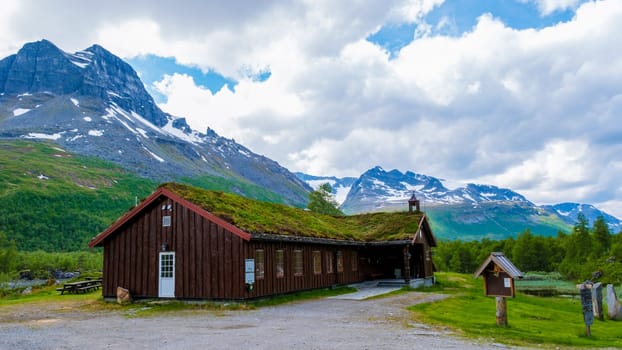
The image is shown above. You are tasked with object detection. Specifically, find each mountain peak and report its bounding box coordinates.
[1,39,81,95]
[0,39,311,206]
[22,39,59,51]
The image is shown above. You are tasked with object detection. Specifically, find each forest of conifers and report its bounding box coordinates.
[434,213,622,284]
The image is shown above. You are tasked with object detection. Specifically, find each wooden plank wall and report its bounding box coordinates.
[102,196,248,299]
[245,242,362,298]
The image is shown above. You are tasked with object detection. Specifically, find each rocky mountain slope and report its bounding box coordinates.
[0,39,311,206]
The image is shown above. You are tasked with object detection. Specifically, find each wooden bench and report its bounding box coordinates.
[57,280,102,294]
[77,285,98,293]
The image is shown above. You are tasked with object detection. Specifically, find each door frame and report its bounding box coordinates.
[158,252,175,298]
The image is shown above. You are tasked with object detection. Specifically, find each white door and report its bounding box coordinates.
[159,252,175,298]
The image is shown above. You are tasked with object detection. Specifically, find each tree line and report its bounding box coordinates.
[1,231,102,281]
[434,213,622,284]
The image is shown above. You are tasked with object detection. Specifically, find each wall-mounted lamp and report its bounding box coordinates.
[161,243,168,252]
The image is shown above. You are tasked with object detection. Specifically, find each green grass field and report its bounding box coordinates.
[410,273,622,348]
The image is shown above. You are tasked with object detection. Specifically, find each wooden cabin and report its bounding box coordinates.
[89,183,437,300]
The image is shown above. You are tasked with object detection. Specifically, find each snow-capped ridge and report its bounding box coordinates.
[0,39,311,206]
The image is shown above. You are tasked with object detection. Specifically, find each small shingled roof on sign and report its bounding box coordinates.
[473,252,524,279]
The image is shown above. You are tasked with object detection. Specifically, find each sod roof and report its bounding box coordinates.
[162,183,433,243]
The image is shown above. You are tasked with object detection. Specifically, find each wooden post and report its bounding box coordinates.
[578,283,594,337]
[496,296,507,326]
[403,245,411,284]
[592,282,603,321]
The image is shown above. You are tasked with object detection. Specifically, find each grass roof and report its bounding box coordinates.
[162,183,424,242]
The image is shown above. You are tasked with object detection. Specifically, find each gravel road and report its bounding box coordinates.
[0,291,523,350]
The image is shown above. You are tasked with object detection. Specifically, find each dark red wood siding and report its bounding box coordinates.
[100,193,436,300]
[102,196,247,299]
[243,242,362,298]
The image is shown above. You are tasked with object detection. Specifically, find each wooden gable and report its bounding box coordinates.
[89,187,250,247]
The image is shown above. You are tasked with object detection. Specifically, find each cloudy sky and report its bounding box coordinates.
[1,0,621,216]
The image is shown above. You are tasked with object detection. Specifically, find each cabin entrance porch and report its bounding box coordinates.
[358,243,431,286]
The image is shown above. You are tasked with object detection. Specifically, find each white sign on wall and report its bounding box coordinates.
[245,259,255,284]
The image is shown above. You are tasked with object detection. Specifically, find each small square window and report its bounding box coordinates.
[162,216,171,227]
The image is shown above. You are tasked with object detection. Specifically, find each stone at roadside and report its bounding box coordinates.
[606,284,622,320]
[117,286,132,304]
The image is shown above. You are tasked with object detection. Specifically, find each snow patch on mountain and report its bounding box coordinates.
[67,51,92,68]
[23,132,63,140]
[13,108,30,116]
[142,146,165,162]
[162,119,204,144]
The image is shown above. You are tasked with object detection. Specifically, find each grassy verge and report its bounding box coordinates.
[249,286,356,307]
[105,286,357,317]
[409,272,622,348]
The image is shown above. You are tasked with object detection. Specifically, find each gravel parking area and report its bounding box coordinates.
[0,291,521,349]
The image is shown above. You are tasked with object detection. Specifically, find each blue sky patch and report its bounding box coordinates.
[367,0,584,58]
[127,55,238,103]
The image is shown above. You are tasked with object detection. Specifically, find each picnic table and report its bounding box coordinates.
[56,278,102,295]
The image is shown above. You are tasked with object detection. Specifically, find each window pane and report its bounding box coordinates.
[326,252,333,274]
[313,251,321,275]
[276,250,284,278]
[294,250,303,276]
[337,251,343,272]
[160,254,174,278]
[255,249,265,279]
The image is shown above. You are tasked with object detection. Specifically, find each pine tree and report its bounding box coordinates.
[307,183,343,216]
[0,231,17,274]
[570,213,592,262]
[591,215,611,258]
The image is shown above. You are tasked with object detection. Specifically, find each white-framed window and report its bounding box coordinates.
[276,249,284,278]
[313,251,322,275]
[326,252,334,274]
[293,250,303,276]
[337,251,343,273]
[255,249,265,280]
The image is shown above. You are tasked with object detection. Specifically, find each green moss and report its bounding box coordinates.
[162,183,425,242]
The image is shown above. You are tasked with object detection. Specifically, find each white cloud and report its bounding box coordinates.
[530,0,581,15]
[0,1,23,57]
[483,139,593,200]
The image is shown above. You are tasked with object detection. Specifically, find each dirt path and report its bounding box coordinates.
[0,292,520,349]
